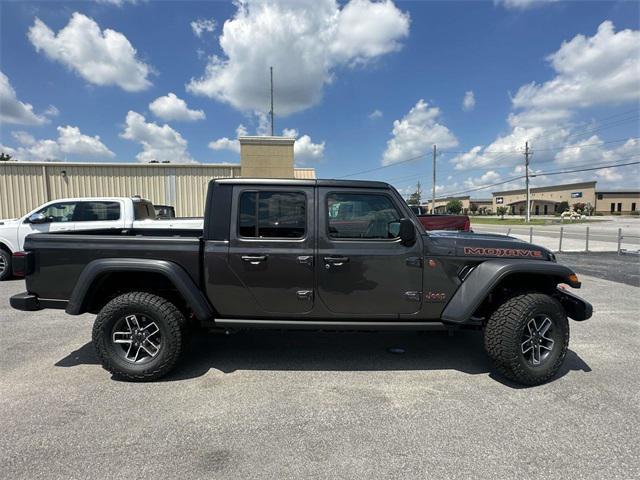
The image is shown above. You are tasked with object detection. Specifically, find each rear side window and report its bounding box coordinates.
[134,201,156,220]
[239,191,306,239]
[73,202,121,222]
[327,193,401,239]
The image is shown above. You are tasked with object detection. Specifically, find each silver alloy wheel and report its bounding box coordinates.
[112,314,162,363]
[0,255,6,276]
[521,315,555,366]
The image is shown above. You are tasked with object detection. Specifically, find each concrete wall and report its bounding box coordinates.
[239,136,295,178]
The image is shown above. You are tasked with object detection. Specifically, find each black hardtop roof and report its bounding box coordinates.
[212,178,392,189]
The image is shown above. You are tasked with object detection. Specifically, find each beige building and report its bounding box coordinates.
[419,196,492,214]
[0,136,315,218]
[492,181,597,216]
[595,191,639,214]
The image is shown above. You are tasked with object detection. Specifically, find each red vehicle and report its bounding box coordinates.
[409,205,471,232]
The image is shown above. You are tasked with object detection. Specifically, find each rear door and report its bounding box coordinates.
[227,186,315,315]
[317,188,423,316]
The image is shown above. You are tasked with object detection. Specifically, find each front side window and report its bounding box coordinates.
[327,193,401,239]
[239,191,306,238]
[37,202,77,223]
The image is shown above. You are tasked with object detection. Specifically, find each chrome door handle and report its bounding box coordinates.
[324,256,349,267]
[241,255,267,265]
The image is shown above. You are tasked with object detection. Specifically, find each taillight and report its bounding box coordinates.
[12,251,33,277]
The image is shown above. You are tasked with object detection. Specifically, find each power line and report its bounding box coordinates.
[337,152,429,178]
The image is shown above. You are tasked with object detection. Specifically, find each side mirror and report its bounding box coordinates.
[399,218,416,246]
[28,213,47,224]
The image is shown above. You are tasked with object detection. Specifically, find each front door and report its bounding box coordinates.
[227,186,315,315]
[317,189,423,316]
[18,201,79,249]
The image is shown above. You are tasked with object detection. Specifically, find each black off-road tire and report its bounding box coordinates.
[0,248,12,281]
[484,293,569,386]
[92,292,187,381]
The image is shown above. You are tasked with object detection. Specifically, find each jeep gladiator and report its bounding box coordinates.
[10,179,592,385]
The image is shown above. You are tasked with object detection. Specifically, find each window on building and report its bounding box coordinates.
[239,191,306,238]
[610,203,615,213]
[597,193,603,200]
[632,203,637,212]
[327,193,401,239]
[617,203,622,212]
[73,202,121,222]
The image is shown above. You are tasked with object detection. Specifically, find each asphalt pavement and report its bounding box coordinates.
[1,269,639,479]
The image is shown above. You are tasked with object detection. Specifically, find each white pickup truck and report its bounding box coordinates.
[0,196,202,280]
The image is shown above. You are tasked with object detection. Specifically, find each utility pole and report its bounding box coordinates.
[269,66,274,136]
[525,141,531,222]
[431,144,437,214]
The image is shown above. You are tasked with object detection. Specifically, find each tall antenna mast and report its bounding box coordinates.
[270,66,274,136]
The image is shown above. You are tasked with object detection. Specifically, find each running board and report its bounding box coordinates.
[213,319,446,331]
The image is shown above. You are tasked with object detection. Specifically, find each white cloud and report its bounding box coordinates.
[11,131,36,146]
[209,124,324,163]
[462,91,475,111]
[451,21,640,174]
[191,18,217,38]
[3,126,114,161]
[28,12,153,92]
[494,0,558,10]
[121,111,194,163]
[368,109,383,119]
[187,0,410,115]
[149,93,205,122]
[382,99,458,166]
[208,124,247,153]
[283,128,325,164]
[0,71,50,125]
[511,21,640,125]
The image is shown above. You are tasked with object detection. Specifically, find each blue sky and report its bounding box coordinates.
[1,0,639,198]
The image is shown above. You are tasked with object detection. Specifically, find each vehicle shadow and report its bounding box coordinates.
[55,329,592,388]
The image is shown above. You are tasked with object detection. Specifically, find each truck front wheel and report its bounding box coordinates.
[92,292,187,381]
[484,293,569,386]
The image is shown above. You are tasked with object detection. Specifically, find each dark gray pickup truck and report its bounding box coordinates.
[10,179,592,385]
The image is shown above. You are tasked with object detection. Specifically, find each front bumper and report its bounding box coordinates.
[10,292,41,311]
[556,287,593,321]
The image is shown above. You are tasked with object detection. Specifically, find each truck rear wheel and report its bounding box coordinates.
[0,249,11,281]
[484,293,569,386]
[92,292,187,381]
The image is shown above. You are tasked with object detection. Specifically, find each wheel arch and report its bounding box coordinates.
[66,259,215,321]
[441,259,580,324]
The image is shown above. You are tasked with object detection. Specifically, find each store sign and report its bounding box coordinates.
[571,192,583,198]
[496,197,504,204]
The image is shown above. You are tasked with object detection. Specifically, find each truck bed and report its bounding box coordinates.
[23,228,202,302]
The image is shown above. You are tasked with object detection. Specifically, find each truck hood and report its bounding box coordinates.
[426,230,555,261]
[0,218,19,227]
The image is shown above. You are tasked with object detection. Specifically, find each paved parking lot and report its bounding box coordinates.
[1,263,639,479]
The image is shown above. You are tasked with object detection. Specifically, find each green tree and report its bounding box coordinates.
[446,199,463,214]
[557,201,569,213]
[469,203,478,215]
[0,152,12,161]
[497,206,508,220]
[407,182,422,206]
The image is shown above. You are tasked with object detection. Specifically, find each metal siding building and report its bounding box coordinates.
[0,161,315,219]
[0,136,316,218]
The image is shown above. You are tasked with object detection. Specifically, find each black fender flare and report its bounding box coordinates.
[441,259,583,324]
[65,258,214,321]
